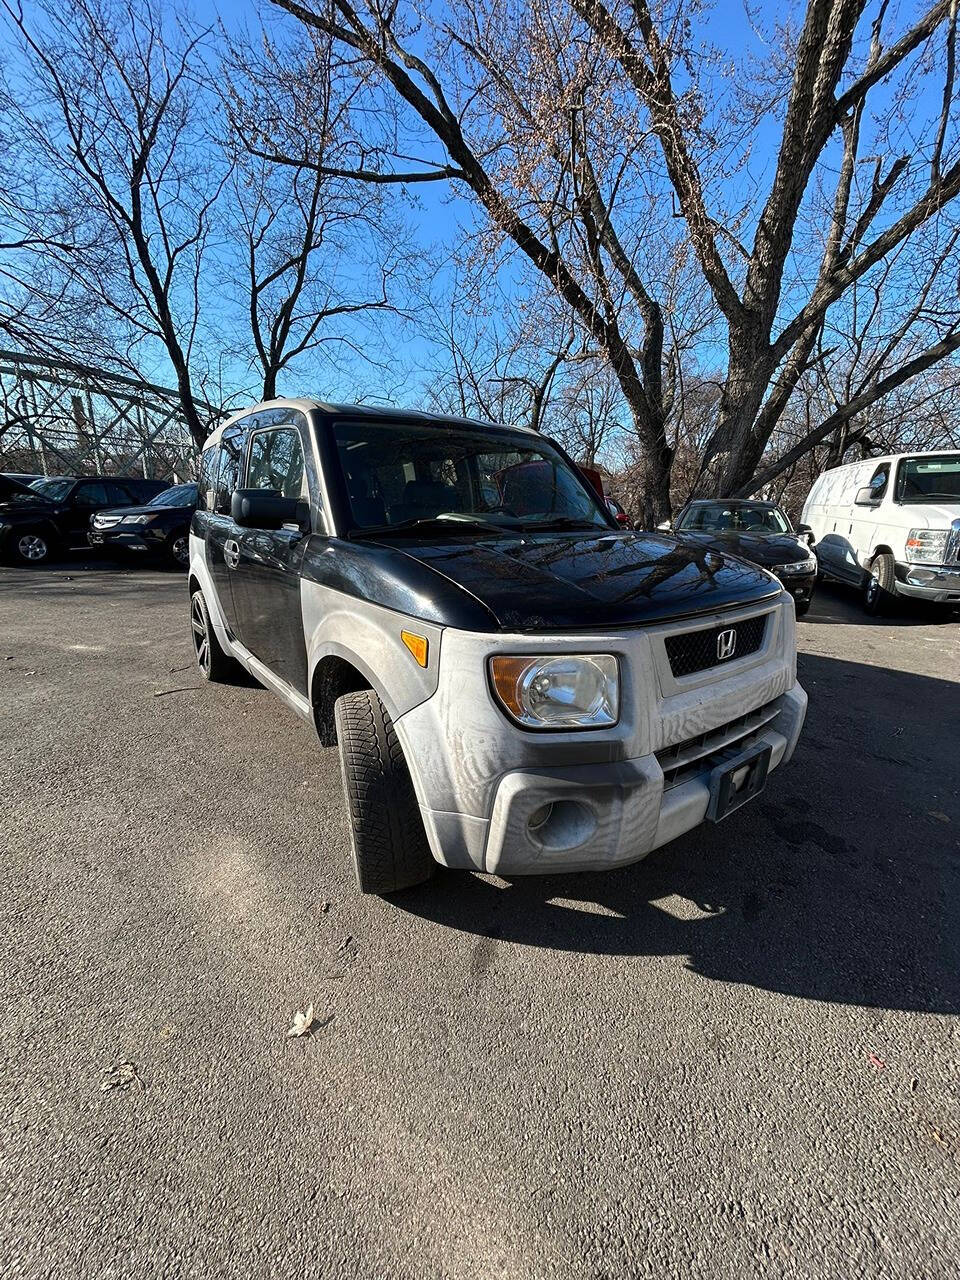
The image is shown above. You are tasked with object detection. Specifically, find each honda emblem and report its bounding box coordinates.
[716,628,737,661]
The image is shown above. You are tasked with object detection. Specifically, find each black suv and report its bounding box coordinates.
[666,499,818,616]
[89,482,198,567]
[0,474,170,565]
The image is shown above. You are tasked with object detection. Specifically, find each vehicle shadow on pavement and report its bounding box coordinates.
[803,580,960,626]
[398,652,960,1014]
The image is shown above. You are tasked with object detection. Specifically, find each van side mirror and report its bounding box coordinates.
[231,488,303,530]
[854,486,880,506]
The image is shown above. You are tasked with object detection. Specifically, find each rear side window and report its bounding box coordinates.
[197,446,219,512]
[246,428,306,500]
[105,481,134,505]
[867,464,889,498]
[73,482,110,506]
[213,434,244,515]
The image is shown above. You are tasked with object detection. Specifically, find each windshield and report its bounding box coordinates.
[678,503,790,534]
[147,483,196,507]
[29,478,73,502]
[332,420,612,534]
[895,455,960,504]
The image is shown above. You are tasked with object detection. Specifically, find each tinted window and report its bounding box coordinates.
[895,455,960,503]
[147,483,197,508]
[104,482,134,506]
[867,464,889,497]
[73,482,110,507]
[30,479,74,502]
[333,421,609,532]
[197,447,219,512]
[678,504,789,533]
[247,428,306,500]
[214,434,244,515]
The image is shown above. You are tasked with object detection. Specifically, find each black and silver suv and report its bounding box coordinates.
[188,399,807,894]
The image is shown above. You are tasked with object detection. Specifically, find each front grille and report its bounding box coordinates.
[945,520,960,565]
[656,701,780,790]
[93,514,123,529]
[664,613,768,678]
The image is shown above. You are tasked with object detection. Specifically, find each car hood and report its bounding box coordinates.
[675,530,812,566]
[0,492,56,516]
[96,501,193,519]
[897,503,960,527]
[377,529,781,630]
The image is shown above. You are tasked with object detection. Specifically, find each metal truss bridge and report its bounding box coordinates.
[0,350,222,480]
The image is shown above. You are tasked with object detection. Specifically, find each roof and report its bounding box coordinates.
[202,397,533,450]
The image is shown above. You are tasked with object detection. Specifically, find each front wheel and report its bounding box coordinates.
[167,529,190,568]
[190,589,234,682]
[334,689,435,895]
[794,599,811,618]
[11,528,56,566]
[863,553,897,616]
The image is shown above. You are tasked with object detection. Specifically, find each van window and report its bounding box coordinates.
[214,433,245,515]
[894,455,960,503]
[867,464,889,498]
[197,446,219,512]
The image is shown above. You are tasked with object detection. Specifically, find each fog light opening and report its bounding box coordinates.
[526,799,597,851]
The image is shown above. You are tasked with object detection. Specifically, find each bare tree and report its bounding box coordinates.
[0,0,227,447]
[221,27,411,400]
[269,0,960,521]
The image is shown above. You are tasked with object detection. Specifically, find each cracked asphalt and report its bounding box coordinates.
[1,559,958,1278]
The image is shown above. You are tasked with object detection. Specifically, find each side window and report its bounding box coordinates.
[105,482,133,506]
[197,446,219,512]
[73,482,109,507]
[214,434,244,515]
[246,428,306,500]
[868,464,889,497]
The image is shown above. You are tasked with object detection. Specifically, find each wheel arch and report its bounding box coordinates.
[311,651,377,748]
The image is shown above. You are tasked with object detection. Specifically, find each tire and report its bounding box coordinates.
[334,688,435,895]
[863,552,897,616]
[10,527,56,566]
[167,528,190,568]
[190,588,234,682]
[794,599,811,618]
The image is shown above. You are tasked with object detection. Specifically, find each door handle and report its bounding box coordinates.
[224,538,240,570]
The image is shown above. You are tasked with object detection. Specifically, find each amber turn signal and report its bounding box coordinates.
[401,630,429,667]
[489,655,532,718]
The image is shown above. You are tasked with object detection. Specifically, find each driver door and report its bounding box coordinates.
[230,422,311,695]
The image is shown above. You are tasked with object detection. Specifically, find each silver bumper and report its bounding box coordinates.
[896,563,960,601]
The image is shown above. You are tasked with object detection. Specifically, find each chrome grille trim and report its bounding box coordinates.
[945,518,960,566]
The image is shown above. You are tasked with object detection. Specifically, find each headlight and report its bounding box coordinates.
[772,558,816,576]
[489,654,619,729]
[124,513,155,525]
[906,529,948,563]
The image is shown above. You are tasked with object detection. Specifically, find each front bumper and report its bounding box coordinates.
[895,561,960,602]
[89,527,162,553]
[396,593,806,875]
[773,569,816,607]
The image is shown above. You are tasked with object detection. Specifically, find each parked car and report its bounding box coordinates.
[89,482,197,567]
[801,450,960,614]
[187,399,807,895]
[665,499,818,617]
[0,474,170,565]
[2,471,43,486]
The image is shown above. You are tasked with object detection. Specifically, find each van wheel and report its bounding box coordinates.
[190,589,234,682]
[864,553,897,616]
[334,689,435,895]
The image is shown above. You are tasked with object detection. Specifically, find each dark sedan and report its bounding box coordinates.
[666,499,818,616]
[88,482,198,567]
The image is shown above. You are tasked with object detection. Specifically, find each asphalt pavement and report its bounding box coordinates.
[1,559,958,1279]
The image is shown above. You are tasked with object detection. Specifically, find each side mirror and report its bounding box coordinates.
[796,522,815,546]
[854,486,879,506]
[656,519,672,531]
[231,488,303,530]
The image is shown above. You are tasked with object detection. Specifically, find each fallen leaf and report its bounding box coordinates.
[101,1058,145,1092]
[287,1004,315,1038]
[320,901,330,914]
[928,811,951,824]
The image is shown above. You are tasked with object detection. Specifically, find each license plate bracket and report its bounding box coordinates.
[706,741,772,822]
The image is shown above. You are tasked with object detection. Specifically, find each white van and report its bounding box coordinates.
[801,451,960,614]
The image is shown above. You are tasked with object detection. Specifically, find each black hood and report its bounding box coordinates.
[97,500,194,518]
[676,529,811,567]
[367,529,780,630]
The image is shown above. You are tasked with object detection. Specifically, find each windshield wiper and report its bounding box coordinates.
[352,515,519,538]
